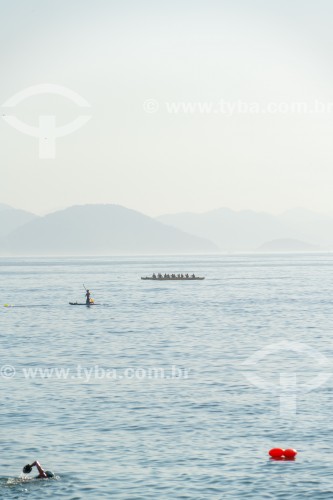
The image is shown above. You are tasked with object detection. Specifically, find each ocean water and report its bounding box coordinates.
[1,254,333,499]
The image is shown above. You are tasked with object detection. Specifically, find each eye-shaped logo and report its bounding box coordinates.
[2,84,91,159]
[242,341,331,417]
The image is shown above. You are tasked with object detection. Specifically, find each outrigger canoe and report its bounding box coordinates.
[141,276,205,281]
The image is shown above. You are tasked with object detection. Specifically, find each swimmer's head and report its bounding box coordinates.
[45,471,55,478]
[23,464,32,474]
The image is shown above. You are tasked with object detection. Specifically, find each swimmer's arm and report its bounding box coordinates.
[31,461,47,478]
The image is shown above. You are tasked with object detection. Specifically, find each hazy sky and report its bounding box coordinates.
[1,0,333,216]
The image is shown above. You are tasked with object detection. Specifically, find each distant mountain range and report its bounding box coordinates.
[157,207,333,252]
[0,205,38,239]
[0,204,332,255]
[0,204,217,256]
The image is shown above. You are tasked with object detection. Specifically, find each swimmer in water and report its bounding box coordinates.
[23,461,54,479]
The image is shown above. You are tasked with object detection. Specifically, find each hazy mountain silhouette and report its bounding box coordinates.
[2,204,332,255]
[3,204,217,255]
[0,206,38,239]
[0,203,13,212]
[158,207,333,251]
[276,208,333,247]
[158,208,292,251]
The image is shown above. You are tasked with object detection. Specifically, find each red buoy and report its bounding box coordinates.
[269,448,284,460]
[283,448,297,460]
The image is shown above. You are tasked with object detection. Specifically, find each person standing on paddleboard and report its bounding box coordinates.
[23,461,54,479]
[85,289,91,305]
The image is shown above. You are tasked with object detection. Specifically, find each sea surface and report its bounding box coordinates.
[1,254,333,499]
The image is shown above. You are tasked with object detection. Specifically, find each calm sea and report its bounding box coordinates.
[1,254,333,499]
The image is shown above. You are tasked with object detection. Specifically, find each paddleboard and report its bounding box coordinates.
[69,302,97,306]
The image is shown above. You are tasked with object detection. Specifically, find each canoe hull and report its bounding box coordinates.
[141,277,205,281]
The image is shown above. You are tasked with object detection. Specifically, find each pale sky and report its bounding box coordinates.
[1,0,333,216]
